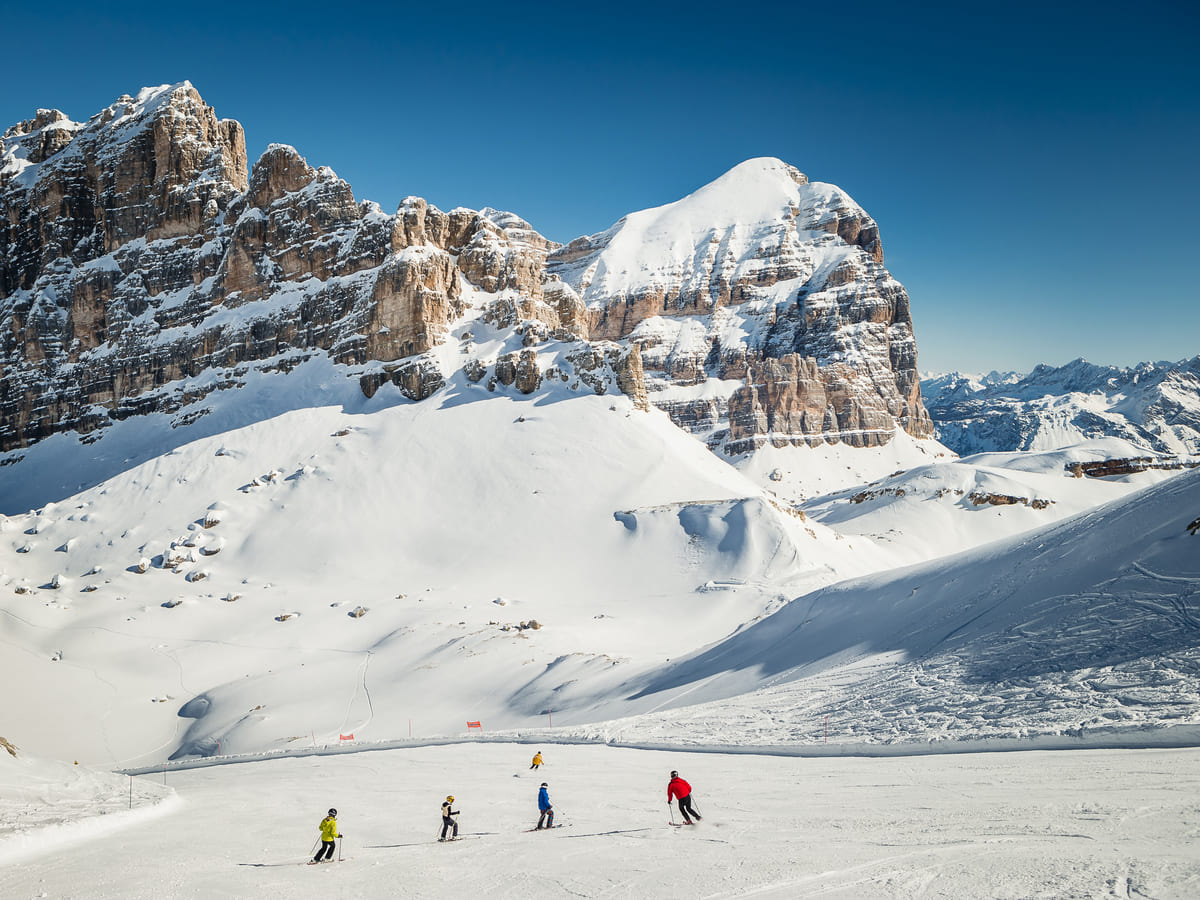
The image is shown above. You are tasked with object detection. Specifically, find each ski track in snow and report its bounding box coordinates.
[4,743,1199,899]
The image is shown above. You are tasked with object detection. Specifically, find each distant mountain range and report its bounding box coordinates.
[922,356,1200,458]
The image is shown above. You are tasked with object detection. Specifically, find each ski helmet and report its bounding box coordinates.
[541,782,548,788]
[328,808,337,816]
[670,771,678,778]
[446,795,454,802]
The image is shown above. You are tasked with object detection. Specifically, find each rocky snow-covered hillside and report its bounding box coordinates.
[547,158,931,453]
[1,83,931,479]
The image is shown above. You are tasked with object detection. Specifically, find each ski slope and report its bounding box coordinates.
[0,355,878,766]
[2,742,1198,899]
[559,467,1200,748]
[0,351,1196,767]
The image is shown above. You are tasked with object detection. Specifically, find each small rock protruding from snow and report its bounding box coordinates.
[769,469,784,482]
[162,599,183,608]
[349,606,368,618]
[136,557,151,573]
[492,597,509,606]
[222,593,240,603]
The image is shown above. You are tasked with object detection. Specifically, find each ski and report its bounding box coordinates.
[523,824,566,832]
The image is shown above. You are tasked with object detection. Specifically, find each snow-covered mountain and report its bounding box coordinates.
[548,157,930,453]
[922,356,1200,458]
[1,83,930,476]
[2,82,1197,784]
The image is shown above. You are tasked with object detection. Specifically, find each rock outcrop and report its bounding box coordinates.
[2,86,932,459]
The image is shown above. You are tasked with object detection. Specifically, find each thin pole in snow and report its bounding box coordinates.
[824,715,828,743]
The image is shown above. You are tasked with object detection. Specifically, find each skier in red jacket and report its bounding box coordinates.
[667,770,702,824]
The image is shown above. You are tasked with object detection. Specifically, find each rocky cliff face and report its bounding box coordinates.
[1,84,931,459]
[546,158,931,450]
[922,357,1200,458]
[0,84,586,453]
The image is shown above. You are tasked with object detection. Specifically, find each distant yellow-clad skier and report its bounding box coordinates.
[439,795,459,841]
[530,750,544,770]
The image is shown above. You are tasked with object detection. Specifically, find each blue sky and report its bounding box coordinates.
[2,0,1196,373]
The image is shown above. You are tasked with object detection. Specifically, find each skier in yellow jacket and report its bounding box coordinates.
[530,751,543,770]
[310,808,342,864]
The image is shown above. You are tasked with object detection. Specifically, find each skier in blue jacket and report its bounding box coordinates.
[537,782,554,829]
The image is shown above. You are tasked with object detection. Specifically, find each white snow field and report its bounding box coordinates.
[2,742,1198,899]
[0,355,883,766]
[1,304,1198,897]
[559,465,1200,749]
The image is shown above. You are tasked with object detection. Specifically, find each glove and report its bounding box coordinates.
[338,834,344,838]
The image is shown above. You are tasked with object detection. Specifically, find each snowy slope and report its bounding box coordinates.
[569,467,1200,746]
[799,438,1181,566]
[0,353,879,767]
[3,335,1197,767]
[0,743,172,867]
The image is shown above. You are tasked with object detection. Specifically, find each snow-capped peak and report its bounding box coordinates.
[547,156,876,305]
